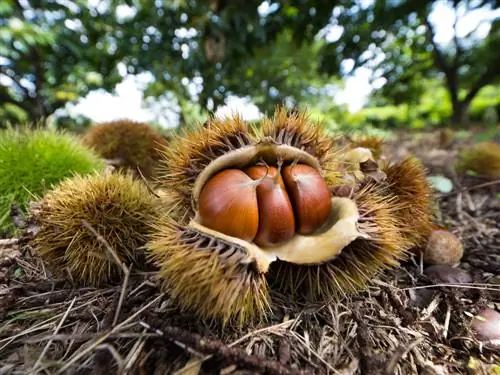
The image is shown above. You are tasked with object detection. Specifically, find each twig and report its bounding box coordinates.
[57,294,164,374]
[140,320,311,375]
[81,220,128,274]
[442,179,500,197]
[123,329,148,372]
[22,332,162,344]
[401,284,500,292]
[81,220,131,327]
[113,265,131,327]
[169,319,296,375]
[136,167,160,198]
[384,338,424,375]
[0,238,19,246]
[31,297,77,372]
[443,303,451,339]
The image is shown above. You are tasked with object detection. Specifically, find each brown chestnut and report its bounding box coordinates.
[423,230,464,266]
[282,164,332,235]
[471,308,500,342]
[198,169,260,242]
[245,165,295,247]
[424,265,472,284]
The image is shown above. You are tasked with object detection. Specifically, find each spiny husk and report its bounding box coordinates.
[455,141,500,179]
[31,171,159,286]
[154,115,255,222]
[349,135,385,160]
[381,156,435,249]
[268,180,412,301]
[146,214,270,326]
[82,120,169,180]
[258,108,344,185]
[154,108,343,222]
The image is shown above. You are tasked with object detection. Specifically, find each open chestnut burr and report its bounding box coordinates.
[147,107,434,325]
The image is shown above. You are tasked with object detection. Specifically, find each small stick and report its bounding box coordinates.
[81,220,128,275]
[136,167,160,198]
[31,297,77,371]
[170,319,296,375]
[401,284,500,292]
[140,321,309,375]
[0,238,19,246]
[113,265,131,327]
[443,303,451,339]
[442,179,500,197]
[81,220,131,327]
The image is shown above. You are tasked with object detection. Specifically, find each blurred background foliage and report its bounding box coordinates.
[0,0,499,133]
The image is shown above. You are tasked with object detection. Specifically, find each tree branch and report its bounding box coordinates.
[424,18,459,101]
[0,67,31,97]
[463,64,500,105]
[451,4,462,71]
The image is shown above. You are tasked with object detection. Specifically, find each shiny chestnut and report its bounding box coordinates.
[198,163,333,247]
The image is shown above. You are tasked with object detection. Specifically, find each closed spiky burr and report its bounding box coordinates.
[455,141,500,179]
[382,156,435,249]
[148,107,434,325]
[82,120,169,180]
[30,171,159,286]
[349,135,385,160]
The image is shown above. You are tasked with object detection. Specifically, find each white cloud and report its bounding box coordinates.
[69,78,143,121]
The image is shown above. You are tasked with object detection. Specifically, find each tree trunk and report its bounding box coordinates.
[451,99,470,126]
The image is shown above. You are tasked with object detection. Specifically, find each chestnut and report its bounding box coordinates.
[198,161,333,248]
[198,169,260,242]
[471,308,500,343]
[282,164,332,235]
[423,230,464,266]
[245,165,295,247]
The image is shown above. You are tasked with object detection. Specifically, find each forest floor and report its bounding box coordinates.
[0,127,498,375]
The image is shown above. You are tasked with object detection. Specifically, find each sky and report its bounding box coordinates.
[65,0,500,128]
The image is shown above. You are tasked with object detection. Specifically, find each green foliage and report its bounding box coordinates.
[82,120,169,180]
[316,0,500,124]
[468,86,500,123]
[0,0,125,126]
[1,0,498,128]
[0,126,105,234]
[341,82,499,130]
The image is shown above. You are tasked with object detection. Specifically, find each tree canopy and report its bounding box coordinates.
[0,0,498,127]
[0,0,127,126]
[317,0,500,123]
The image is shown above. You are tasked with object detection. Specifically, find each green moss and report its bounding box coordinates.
[0,126,105,235]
